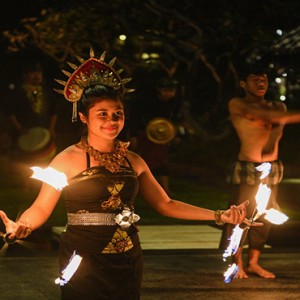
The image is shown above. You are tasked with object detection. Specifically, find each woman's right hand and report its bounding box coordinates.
[0,211,32,242]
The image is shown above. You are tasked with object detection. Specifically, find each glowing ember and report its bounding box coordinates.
[30,166,68,191]
[223,225,244,260]
[55,252,82,286]
[224,263,239,284]
[264,208,289,225]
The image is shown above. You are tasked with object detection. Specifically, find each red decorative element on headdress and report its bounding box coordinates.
[54,49,133,103]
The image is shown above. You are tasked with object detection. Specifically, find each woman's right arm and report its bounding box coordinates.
[0,148,76,241]
[0,182,62,241]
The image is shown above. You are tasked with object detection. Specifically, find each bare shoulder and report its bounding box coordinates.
[270,100,287,111]
[126,150,148,176]
[229,96,242,103]
[228,97,244,113]
[49,144,87,178]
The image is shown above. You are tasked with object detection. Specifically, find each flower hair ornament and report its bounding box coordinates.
[54,48,134,122]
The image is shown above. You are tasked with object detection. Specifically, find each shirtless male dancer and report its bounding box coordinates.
[220,64,300,279]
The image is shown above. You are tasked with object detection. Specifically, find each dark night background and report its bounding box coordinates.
[0,0,300,177]
[0,0,300,252]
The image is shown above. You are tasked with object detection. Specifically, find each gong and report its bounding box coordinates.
[146,118,176,144]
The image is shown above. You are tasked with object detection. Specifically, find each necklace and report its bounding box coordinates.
[76,137,130,173]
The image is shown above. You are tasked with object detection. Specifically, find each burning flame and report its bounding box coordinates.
[55,252,82,286]
[30,166,68,191]
[221,162,289,283]
[223,225,244,260]
[224,263,239,284]
[254,183,271,219]
[222,182,271,262]
[264,208,289,225]
[256,162,271,180]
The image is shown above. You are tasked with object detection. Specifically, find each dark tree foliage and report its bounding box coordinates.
[2,0,300,115]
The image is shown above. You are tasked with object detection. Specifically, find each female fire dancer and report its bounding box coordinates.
[0,49,253,300]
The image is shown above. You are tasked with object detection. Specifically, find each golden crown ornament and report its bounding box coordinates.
[54,48,134,121]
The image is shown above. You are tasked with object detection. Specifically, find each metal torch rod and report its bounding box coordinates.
[238,207,257,248]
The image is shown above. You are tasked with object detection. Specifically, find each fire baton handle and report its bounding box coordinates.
[3,233,17,244]
[238,206,257,248]
[238,225,250,247]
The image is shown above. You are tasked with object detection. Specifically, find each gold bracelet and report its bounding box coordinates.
[215,210,225,225]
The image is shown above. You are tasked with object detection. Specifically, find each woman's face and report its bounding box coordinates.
[79,98,125,140]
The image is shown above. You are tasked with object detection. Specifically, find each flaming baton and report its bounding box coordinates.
[237,182,271,247]
[1,166,68,250]
[30,166,68,191]
[223,164,272,262]
[55,251,82,286]
[2,166,77,284]
[223,162,288,283]
[30,166,83,285]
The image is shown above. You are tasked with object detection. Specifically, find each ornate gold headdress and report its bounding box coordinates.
[54,48,134,121]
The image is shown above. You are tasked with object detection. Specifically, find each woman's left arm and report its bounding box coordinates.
[131,152,247,225]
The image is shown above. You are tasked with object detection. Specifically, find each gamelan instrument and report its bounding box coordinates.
[18,127,56,163]
[146,118,176,144]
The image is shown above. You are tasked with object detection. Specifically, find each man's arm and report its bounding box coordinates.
[229,97,300,124]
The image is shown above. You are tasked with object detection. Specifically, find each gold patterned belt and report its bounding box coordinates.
[67,208,140,229]
[67,212,116,226]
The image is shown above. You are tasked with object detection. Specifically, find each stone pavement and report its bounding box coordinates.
[0,224,300,300]
[52,224,222,250]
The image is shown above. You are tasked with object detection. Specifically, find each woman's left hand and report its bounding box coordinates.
[221,200,263,226]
